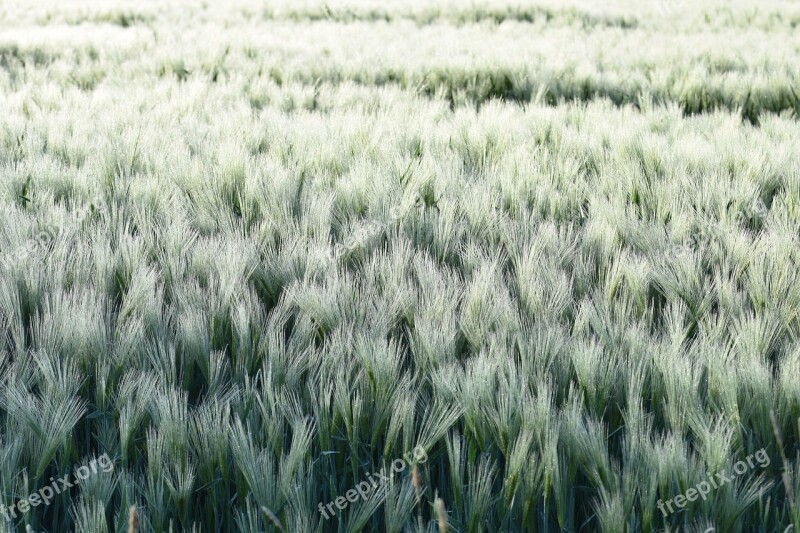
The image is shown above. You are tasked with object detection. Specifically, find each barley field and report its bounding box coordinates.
[1,0,800,531]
